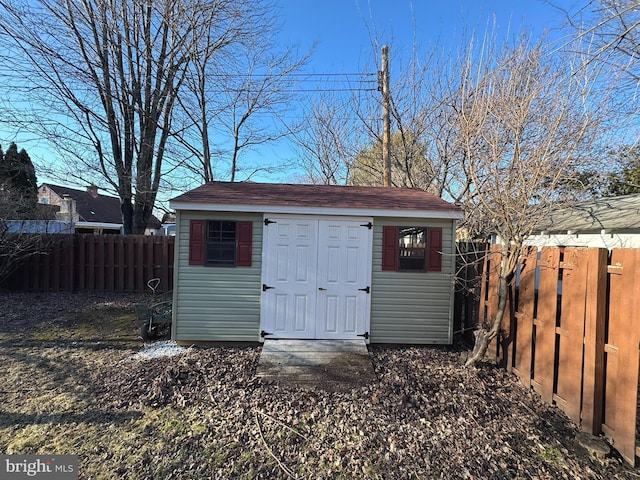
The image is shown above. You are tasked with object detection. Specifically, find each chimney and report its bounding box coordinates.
[58,194,77,222]
[87,185,98,198]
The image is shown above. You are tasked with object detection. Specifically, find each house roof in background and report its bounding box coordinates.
[43,184,123,225]
[536,194,640,233]
[170,181,463,219]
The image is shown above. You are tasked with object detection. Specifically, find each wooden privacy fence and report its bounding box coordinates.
[3,234,175,293]
[477,244,640,466]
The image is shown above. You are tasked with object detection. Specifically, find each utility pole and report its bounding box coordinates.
[381,45,391,187]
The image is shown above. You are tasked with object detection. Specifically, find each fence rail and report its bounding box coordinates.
[2,234,174,293]
[469,245,640,466]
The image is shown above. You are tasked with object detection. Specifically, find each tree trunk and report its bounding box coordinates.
[464,272,509,367]
[121,199,133,235]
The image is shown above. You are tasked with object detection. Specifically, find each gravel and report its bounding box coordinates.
[133,340,189,360]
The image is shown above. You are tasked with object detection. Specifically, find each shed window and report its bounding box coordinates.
[382,225,442,272]
[189,219,252,267]
[399,227,427,270]
[207,220,236,266]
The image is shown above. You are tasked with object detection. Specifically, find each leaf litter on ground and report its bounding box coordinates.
[0,292,636,479]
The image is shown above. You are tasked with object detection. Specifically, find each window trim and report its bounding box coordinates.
[382,225,442,272]
[188,219,252,267]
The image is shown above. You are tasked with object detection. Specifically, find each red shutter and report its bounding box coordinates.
[189,220,206,266]
[382,226,398,271]
[236,221,253,267]
[427,227,443,272]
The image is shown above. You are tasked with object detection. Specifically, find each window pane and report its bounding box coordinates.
[398,227,427,271]
[206,220,236,266]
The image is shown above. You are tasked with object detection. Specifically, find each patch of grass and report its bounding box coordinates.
[28,307,141,347]
[540,444,565,467]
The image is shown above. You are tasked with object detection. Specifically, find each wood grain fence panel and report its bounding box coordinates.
[76,235,84,290]
[512,246,537,387]
[582,248,607,435]
[52,239,61,291]
[483,245,502,361]
[161,237,169,292]
[113,235,127,292]
[42,243,51,290]
[532,247,560,404]
[96,235,105,292]
[604,249,640,465]
[126,237,134,291]
[555,247,588,424]
[1,234,175,293]
[65,235,74,290]
[145,237,154,286]
[105,235,115,291]
[136,237,145,292]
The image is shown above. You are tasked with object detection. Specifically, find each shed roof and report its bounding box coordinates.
[170,181,462,219]
[536,194,640,233]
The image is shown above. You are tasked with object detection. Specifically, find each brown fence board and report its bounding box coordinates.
[581,248,607,434]
[533,247,560,404]
[605,249,640,464]
[466,245,638,466]
[1,234,174,293]
[512,246,537,387]
[555,247,588,424]
[482,245,502,360]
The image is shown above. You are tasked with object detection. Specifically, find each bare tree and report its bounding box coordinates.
[291,90,368,185]
[568,1,640,86]
[454,33,607,366]
[293,41,472,199]
[0,187,59,285]
[219,42,310,182]
[172,1,309,184]
[0,0,281,233]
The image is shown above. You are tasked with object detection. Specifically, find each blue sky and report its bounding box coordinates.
[277,0,576,72]
[2,0,582,196]
[250,0,580,183]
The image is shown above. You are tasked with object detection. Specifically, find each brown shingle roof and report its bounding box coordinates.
[171,181,461,213]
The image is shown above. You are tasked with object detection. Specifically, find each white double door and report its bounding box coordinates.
[260,216,372,340]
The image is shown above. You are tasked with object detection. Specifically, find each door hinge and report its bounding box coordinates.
[264,218,276,226]
[261,330,273,337]
[262,284,274,291]
[360,222,373,229]
[358,286,370,294]
[357,331,370,339]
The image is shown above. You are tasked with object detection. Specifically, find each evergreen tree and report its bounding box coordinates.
[606,147,640,196]
[0,144,7,189]
[0,142,38,219]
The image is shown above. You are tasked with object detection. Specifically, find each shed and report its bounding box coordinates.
[169,181,463,344]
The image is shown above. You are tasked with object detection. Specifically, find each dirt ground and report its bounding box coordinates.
[0,292,637,479]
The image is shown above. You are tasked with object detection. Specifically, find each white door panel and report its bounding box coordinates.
[261,217,371,340]
[316,219,371,339]
[262,218,317,339]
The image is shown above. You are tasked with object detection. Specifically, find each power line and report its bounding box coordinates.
[206,72,377,78]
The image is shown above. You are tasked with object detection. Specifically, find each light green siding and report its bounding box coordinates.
[172,212,456,344]
[370,218,456,344]
[172,211,263,342]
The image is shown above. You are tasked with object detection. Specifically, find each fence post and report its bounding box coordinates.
[581,248,607,434]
